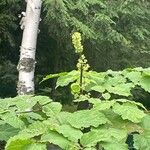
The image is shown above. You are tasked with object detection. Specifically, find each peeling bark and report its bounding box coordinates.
[17,0,42,95]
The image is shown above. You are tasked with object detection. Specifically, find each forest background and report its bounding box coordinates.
[0,0,150,107]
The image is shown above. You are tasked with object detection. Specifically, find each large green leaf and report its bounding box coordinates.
[113,102,146,123]
[101,142,128,150]
[91,85,105,93]
[56,124,83,142]
[56,70,79,88]
[104,110,143,133]
[140,75,150,92]
[7,139,44,150]
[19,121,49,138]
[1,112,25,129]
[0,96,31,110]
[91,100,115,111]
[0,124,19,141]
[134,131,150,150]
[80,128,127,147]
[105,75,126,87]
[140,114,150,130]
[41,72,68,83]
[86,71,106,85]
[5,138,33,150]
[23,143,47,150]
[123,71,141,84]
[57,112,72,124]
[12,96,37,111]
[41,131,72,149]
[115,99,146,110]
[84,148,96,150]
[31,96,52,105]
[67,110,109,128]
[42,102,62,117]
[106,83,133,96]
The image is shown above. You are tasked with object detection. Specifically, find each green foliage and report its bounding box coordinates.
[38,32,150,150]
[0,69,149,150]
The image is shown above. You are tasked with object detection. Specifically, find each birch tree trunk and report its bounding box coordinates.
[17,0,42,95]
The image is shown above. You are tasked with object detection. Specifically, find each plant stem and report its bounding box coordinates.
[80,62,83,95]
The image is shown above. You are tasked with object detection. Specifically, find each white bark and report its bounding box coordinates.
[17,0,42,95]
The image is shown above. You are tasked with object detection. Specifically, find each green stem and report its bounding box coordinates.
[80,62,83,95]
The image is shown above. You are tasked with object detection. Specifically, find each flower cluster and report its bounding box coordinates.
[77,55,90,71]
[72,32,83,53]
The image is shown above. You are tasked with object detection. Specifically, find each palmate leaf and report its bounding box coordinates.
[0,96,31,110]
[104,110,143,134]
[56,70,79,88]
[91,85,105,93]
[67,109,109,129]
[22,143,47,150]
[0,124,19,141]
[41,130,73,150]
[106,83,134,97]
[12,96,37,111]
[140,114,150,130]
[133,131,150,150]
[57,112,72,124]
[115,99,146,110]
[0,96,52,112]
[42,102,62,117]
[91,100,116,111]
[101,142,128,150]
[56,124,83,142]
[85,71,106,85]
[84,148,96,150]
[123,71,142,84]
[5,138,33,150]
[105,75,126,87]
[6,135,47,150]
[113,102,146,123]
[5,121,50,150]
[30,96,52,105]
[41,72,68,83]
[80,128,127,147]
[139,75,150,92]
[1,112,25,129]
[19,121,49,138]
